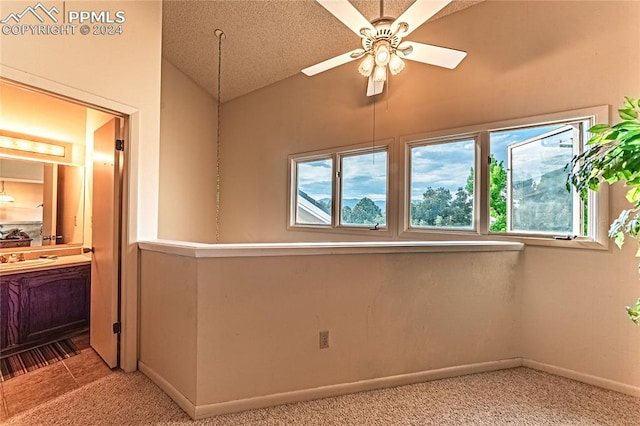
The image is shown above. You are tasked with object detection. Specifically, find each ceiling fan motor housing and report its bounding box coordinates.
[361,20,405,56]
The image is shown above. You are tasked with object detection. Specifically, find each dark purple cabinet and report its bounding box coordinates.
[1,265,90,354]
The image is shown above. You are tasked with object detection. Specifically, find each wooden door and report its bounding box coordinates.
[90,118,121,368]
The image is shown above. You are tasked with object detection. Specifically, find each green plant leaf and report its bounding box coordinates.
[569,97,640,326]
[626,297,640,325]
[589,124,611,134]
[627,186,640,204]
[613,121,640,131]
[605,130,620,140]
[619,108,638,120]
[624,97,637,109]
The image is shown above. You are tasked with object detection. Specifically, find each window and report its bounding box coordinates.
[408,138,476,230]
[339,149,387,227]
[295,158,332,226]
[490,120,589,236]
[402,106,608,246]
[290,144,389,231]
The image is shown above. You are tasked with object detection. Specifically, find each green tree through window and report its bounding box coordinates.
[342,197,384,225]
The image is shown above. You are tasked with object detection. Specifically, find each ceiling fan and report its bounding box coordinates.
[302,0,467,96]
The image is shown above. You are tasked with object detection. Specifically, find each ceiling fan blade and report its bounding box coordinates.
[317,0,375,37]
[302,49,362,76]
[366,75,384,97]
[399,41,466,69]
[392,0,452,36]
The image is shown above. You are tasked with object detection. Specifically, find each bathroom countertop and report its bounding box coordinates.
[0,254,91,276]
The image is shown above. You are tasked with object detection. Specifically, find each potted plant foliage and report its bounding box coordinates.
[567,97,640,324]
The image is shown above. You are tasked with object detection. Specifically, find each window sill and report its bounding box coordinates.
[399,228,609,250]
[288,223,393,237]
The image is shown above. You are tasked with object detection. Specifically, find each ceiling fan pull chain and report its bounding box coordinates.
[214,28,226,243]
[372,95,376,164]
[385,76,389,110]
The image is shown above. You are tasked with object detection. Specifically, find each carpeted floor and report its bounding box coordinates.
[4,367,639,425]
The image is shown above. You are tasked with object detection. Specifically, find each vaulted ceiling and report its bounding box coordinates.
[162,0,484,102]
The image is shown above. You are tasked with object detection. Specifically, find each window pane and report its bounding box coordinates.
[409,140,475,229]
[340,151,387,227]
[490,122,586,234]
[296,159,332,225]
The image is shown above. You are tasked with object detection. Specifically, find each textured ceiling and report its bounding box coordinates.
[162,0,484,102]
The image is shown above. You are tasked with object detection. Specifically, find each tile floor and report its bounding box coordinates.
[0,334,114,420]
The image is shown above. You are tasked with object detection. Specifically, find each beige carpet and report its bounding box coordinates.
[5,367,639,425]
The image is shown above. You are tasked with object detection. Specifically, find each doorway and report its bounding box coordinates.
[0,79,128,419]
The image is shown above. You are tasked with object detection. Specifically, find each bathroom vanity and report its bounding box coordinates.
[0,257,91,355]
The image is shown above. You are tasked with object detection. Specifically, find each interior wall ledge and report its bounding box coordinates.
[138,239,524,258]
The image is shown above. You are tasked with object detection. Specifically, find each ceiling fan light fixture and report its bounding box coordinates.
[374,42,391,66]
[306,0,466,97]
[388,53,405,75]
[0,181,14,203]
[373,65,387,82]
[358,54,375,77]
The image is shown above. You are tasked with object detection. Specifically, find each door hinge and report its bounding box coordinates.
[113,322,121,334]
[116,139,125,151]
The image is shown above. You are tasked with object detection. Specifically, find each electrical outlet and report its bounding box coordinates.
[319,330,329,349]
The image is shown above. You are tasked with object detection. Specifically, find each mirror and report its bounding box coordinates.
[0,157,85,250]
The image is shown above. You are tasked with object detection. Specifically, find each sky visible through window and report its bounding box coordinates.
[297,151,388,204]
[297,123,583,215]
[490,125,565,170]
[410,139,475,202]
[341,151,387,203]
[297,158,332,200]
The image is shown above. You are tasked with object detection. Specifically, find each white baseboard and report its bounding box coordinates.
[522,359,640,398]
[139,358,640,421]
[195,358,521,419]
[138,361,197,418]
[140,359,520,420]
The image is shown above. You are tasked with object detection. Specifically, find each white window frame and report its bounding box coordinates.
[399,106,610,249]
[503,123,583,236]
[336,146,390,230]
[288,140,394,236]
[404,133,480,233]
[290,154,334,228]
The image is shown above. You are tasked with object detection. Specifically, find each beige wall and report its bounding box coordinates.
[159,59,218,243]
[195,251,521,404]
[0,82,87,145]
[140,247,521,410]
[217,0,640,389]
[140,251,198,403]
